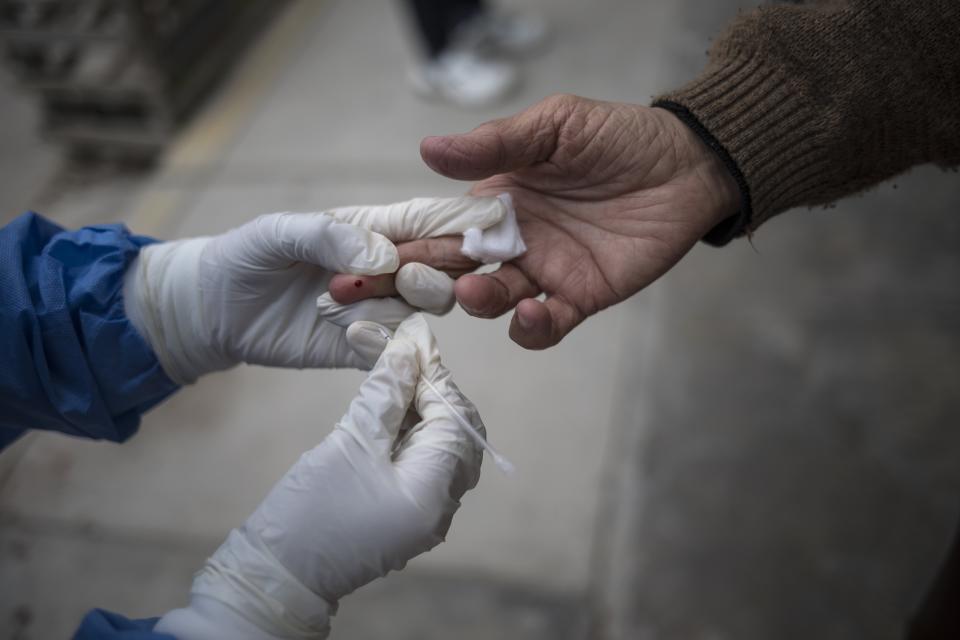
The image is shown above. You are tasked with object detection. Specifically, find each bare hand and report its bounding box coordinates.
[333,94,739,349]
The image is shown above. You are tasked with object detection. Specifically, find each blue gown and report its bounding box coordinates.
[1,213,181,638]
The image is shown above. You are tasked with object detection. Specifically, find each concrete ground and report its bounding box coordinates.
[2,1,959,639]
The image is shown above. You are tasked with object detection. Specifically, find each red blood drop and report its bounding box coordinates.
[354,280,363,288]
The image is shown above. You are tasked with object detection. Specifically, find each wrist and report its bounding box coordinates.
[176,528,335,639]
[653,103,750,246]
[156,596,286,640]
[124,238,232,384]
[696,137,741,227]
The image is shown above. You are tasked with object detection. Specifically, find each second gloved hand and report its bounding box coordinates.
[123,197,506,383]
[154,314,484,639]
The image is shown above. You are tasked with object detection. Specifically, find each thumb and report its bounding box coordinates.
[395,263,456,316]
[338,333,419,456]
[316,292,414,331]
[392,314,484,497]
[394,314,483,439]
[344,321,392,369]
[420,95,573,180]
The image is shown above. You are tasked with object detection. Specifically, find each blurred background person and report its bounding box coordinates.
[403,0,548,107]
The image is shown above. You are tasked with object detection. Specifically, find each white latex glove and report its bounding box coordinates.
[321,194,520,316]
[123,196,506,383]
[155,314,484,640]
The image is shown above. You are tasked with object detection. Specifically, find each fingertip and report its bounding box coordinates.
[328,274,368,304]
[394,312,442,379]
[420,132,495,181]
[328,273,399,304]
[350,333,421,442]
[345,321,391,369]
[420,135,448,175]
[419,135,441,156]
[395,263,456,315]
[378,332,421,380]
[508,298,555,350]
[361,237,400,275]
[454,274,496,317]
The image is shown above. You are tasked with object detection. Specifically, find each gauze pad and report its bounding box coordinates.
[461,193,527,263]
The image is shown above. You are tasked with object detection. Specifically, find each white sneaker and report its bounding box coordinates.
[457,12,550,58]
[410,50,517,108]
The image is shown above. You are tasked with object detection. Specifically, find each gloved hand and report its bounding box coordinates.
[154,314,484,640]
[123,196,506,383]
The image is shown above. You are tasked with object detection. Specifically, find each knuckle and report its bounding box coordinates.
[423,240,445,266]
[423,240,465,270]
[543,93,582,116]
[250,212,280,237]
[544,92,574,108]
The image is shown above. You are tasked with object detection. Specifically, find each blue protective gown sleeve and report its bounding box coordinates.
[73,610,172,639]
[0,212,180,447]
[1,213,185,638]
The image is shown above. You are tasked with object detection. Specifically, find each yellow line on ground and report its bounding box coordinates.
[126,0,324,236]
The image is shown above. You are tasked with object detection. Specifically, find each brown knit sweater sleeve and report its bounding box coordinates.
[654,0,960,245]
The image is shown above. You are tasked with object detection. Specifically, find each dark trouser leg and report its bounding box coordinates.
[907,516,960,639]
[405,0,487,58]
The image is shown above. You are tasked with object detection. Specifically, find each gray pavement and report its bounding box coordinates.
[596,166,960,640]
[2,1,959,639]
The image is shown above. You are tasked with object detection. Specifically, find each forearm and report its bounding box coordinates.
[0,213,178,445]
[655,0,960,244]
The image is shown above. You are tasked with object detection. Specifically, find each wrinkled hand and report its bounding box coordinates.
[414,94,739,349]
[155,314,484,640]
[123,198,505,383]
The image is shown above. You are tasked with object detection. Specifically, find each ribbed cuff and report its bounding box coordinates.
[655,52,828,238]
[653,100,752,247]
